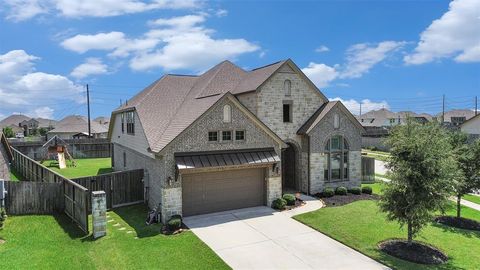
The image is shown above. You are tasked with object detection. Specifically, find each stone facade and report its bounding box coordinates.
[308,105,363,194]
[255,64,326,193]
[91,191,107,239]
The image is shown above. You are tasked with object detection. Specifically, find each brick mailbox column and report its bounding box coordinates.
[92,191,107,239]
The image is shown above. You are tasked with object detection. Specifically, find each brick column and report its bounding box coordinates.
[92,191,107,239]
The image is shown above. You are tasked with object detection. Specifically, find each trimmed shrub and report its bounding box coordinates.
[362,186,373,195]
[282,194,296,206]
[167,217,182,231]
[272,198,287,210]
[335,186,348,196]
[322,188,335,198]
[348,187,361,195]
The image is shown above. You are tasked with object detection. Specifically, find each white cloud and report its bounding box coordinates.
[340,41,406,79]
[301,62,338,88]
[61,32,126,53]
[32,106,54,118]
[330,97,390,115]
[4,0,200,21]
[315,45,330,53]
[61,13,260,72]
[0,50,83,118]
[215,9,228,17]
[405,0,480,64]
[71,58,109,79]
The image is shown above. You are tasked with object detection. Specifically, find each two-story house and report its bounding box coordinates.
[109,59,364,222]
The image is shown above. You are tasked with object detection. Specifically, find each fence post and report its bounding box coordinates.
[91,191,106,239]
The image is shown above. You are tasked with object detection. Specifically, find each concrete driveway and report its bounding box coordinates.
[184,206,389,270]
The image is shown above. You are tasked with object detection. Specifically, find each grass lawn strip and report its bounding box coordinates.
[0,204,229,270]
[41,158,113,178]
[463,194,480,205]
[295,200,480,270]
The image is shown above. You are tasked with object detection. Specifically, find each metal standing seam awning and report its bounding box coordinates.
[175,148,280,170]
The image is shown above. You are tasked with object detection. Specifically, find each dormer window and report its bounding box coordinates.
[284,80,291,96]
[223,105,232,123]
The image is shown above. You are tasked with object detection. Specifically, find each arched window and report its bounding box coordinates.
[223,104,232,123]
[324,135,349,181]
[284,80,291,96]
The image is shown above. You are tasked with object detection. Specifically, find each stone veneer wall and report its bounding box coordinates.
[160,98,282,222]
[308,105,363,194]
[255,64,326,193]
[112,143,164,210]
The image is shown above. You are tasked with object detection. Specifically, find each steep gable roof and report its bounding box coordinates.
[460,113,480,127]
[49,115,108,134]
[298,101,365,135]
[110,59,328,153]
[0,114,30,128]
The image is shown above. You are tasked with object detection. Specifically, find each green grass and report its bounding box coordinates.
[361,181,385,195]
[295,197,480,269]
[464,194,480,205]
[0,204,229,270]
[41,158,113,179]
[362,149,391,162]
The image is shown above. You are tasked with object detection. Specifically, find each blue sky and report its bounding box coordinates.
[0,0,479,120]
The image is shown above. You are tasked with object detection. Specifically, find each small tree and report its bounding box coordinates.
[2,126,14,138]
[450,133,480,218]
[38,127,48,136]
[379,120,455,244]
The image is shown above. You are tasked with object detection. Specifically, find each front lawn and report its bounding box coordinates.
[295,200,480,270]
[464,194,480,205]
[361,181,385,195]
[42,158,113,179]
[0,204,229,270]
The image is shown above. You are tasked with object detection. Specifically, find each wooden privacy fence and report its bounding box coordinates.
[361,156,376,183]
[72,169,144,211]
[63,179,89,234]
[11,147,66,183]
[4,181,63,215]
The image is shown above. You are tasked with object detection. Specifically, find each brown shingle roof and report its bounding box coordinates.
[49,115,108,134]
[111,59,316,153]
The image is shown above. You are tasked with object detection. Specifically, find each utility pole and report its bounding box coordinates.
[359,102,362,116]
[86,84,91,138]
[476,96,478,116]
[442,94,445,124]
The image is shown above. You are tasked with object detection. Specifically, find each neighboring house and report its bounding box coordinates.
[460,113,480,141]
[94,116,110,126]
[109,59,364,222]
[436,109,476,126]
[48,115,108,139]
[19,118,40,136]
[357,108,431,127]
[0,114,30,130]
[0,132,13,181]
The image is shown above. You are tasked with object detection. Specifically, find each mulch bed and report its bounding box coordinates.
[316,193,379,207]
[378,239,448,265]
[284,199,306,210]
[435,216,480,231]
[161,224,189,235]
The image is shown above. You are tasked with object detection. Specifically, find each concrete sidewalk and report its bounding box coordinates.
[460,199,480,211]
[184,199,389,270]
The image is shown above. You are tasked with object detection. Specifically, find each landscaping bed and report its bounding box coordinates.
[435,216,480,231]
[378,239,448,265]
[320,193,378,207]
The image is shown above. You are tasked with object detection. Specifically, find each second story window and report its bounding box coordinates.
[208,131,218,142]
[121,113,125,133]
[222,130,232,141]
[223,104,232,123]
[235,130,245,141]
[126,111,135,135]
[283,101,292,123]
[284,80,291,96]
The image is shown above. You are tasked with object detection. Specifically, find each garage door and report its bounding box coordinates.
[182,168,265,216]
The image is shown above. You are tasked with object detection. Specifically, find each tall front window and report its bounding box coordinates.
[324,135,349,181]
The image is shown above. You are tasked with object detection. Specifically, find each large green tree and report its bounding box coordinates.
[2,126,14,138]
[450,132,480,218]
[379,120,456,244]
